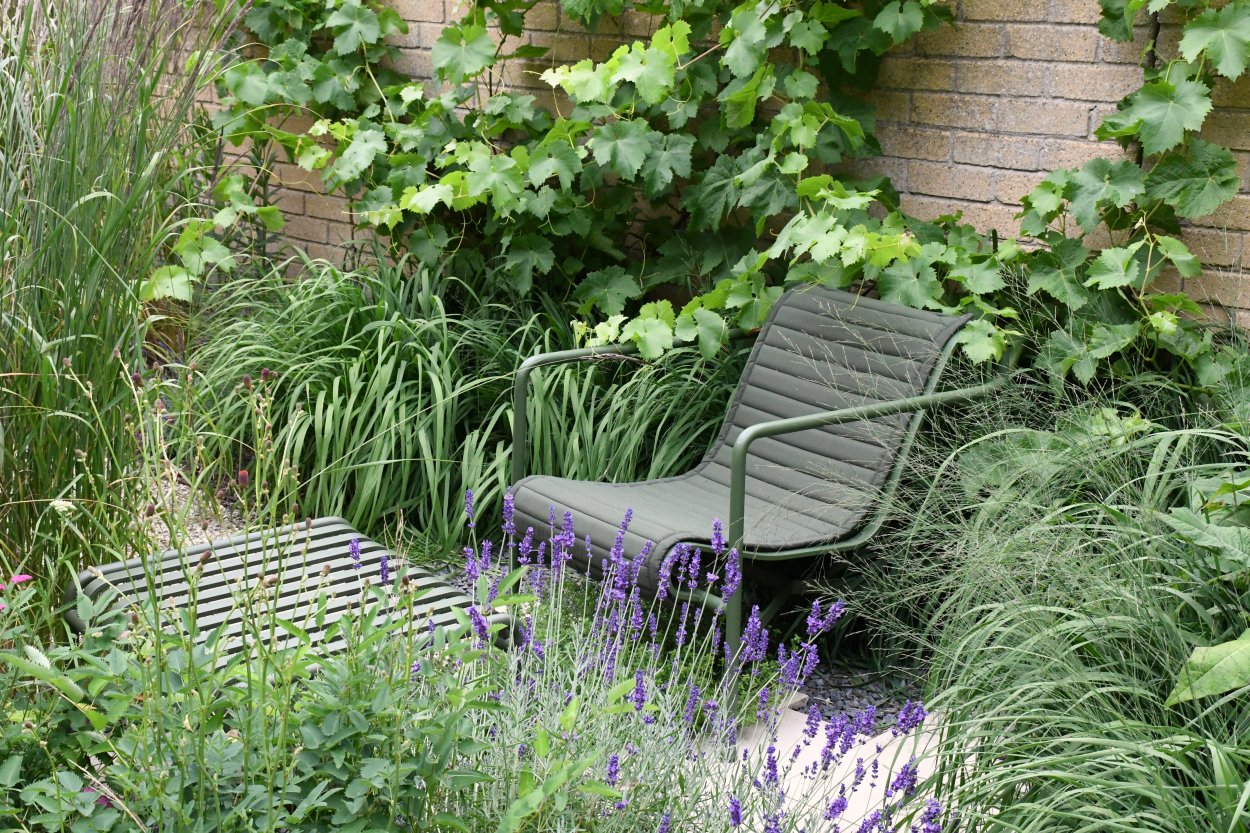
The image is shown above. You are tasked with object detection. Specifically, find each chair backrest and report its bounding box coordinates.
[696,287,971,544]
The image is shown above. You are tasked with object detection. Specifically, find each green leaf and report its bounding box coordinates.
[620,316,674,359]
[501,235,554,294]
[1085,241,1145,290]
[1160,507,1250,574]
[1154,235,1202,278]
[789,20,828,56]
[953,318,1006,363]
[878,257,945,310]
[1069,157,1145,233]
[573,267,642,315]
[1179,4,1250,80]
[326,2,382,55]
[873,0,925,43]
[1166,630,1250,706]
[329,128,386,186]
[685,155,740,231]
[641,134,694,196]
[588,119,655,180]
[399,183,453,214]
[542,59,614,103]
[1027,238,1093,309]
[1122,78,1213,156]
[722,8,769,77]
[722,65,774,129]
[1037,328,1098,384]
[222,61,270,106]
[433,24,496,82]
[1087,321,1141,359]
[675,307,728,359]
[529,141,583,191]
[1145,138,1240,219]
[951,259,1005,294]
[140,266,195,303]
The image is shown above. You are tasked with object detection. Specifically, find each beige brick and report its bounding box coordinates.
[282,214,330,244]
[898,192,970,221]
[1153,267,1184,294]
[393,0,445,24]
[391,48,433,80]
[913,92,997,129]
[1236,152,1250,188]
[1040,138,1130,169]
[874,91,912,121]
[1050,63,1142,102]
[1235,307,1250,331]
[953,132,1043,169]
[1154,24,1183,62]
[271,162,321,190]
[999,98,1092,136]
[955,201,1025,236]
[879,126,952,162]
[306,194,352,222]
[842,157,909,188]
[908,161,993,200]
[963,0,1048,22]
[1203,113,1250,152]
[917,23,1006,58]
[1193,196,1250,232]
[1187,269,1250,306]
[326,222,359,246]
[1048,0,1102,24]
[1182,228,1244,268]
[958,60,1049,96]
[1213,77,1250,109]
[878,58,957,92]
[303,242,345,263]
[994,169,1045,204]
[1005,24,1098,61]
[528,32,592,62]
[271,188,306,215]
[1097,33,1150,64]
[527,2,559,31]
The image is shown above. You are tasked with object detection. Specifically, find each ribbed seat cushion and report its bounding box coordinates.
[65,517,475,661]
[512,287,970,594]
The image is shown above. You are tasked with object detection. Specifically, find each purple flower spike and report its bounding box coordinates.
[502,490,516,536]
[464,546,479,581]
[464,489,475,529]
[711,518,725,555]
[631,669,646,712]
[917,799,943,833]
[468,606,489,641]
[722,548,742,599]
[887,757,919,798]
[607,754,620,786]
[728,796,743,827]
[683,684,700,723]
[895,700,928,735]
[824,795,847,820]
[658,812,672,833]
[379,552,390,585]
[349,537,362,570]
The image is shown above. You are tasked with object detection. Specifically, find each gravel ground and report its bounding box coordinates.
[145,478,245,552]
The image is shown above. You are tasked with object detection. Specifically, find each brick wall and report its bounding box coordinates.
[256,0,1250,322]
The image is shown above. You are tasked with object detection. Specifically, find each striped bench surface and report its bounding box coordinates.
[64,517,477,660]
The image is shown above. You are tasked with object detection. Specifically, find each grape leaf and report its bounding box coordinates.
[951,259,1005,294]
[529,142,583,191]
[399,183,453,214]
[588,119,655,179]
[954,318,1006,363]
[543,59,614,103]
[1179,3,1250,81]
[722,8,769,77]
[1069,157,1145,233]
[140,266,194,303]
[1037,328,1098,384]
[675,307,728,359]
[1154,235,1202,278]
[223,62,270,107]
[878,257,945,310]
[328,128,386,186]
[620,316,674,359]
[433,23,495,82]
[721,65,774,129]
[873,0,924,43]
[1027,237,1093,309]
[573,267,642,315]
[500,235,554,295]
[1085,242,1145,290]
[1145,138,1240,218]
[326,2,381,55]
[1087,321,1141,359]
[1121,78,1212,156]
[641,134,694,197]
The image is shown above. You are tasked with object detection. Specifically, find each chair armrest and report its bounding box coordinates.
[511,344,641,486]
[726,377,1005,553]
[510,331,758,486]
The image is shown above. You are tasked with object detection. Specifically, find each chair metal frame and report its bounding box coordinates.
[511,326,1007,660]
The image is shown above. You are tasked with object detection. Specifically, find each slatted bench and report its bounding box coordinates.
[64,517,485,661]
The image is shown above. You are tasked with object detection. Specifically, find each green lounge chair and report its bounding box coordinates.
[64,517,483,661]
[509,286,1003,659]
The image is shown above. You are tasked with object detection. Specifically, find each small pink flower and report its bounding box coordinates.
[9,575,31,584]
[0,602,6,611]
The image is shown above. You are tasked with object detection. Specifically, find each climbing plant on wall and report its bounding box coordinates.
[211,0,1248,384]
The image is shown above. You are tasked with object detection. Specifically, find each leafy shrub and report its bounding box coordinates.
[844,380,1250,831]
